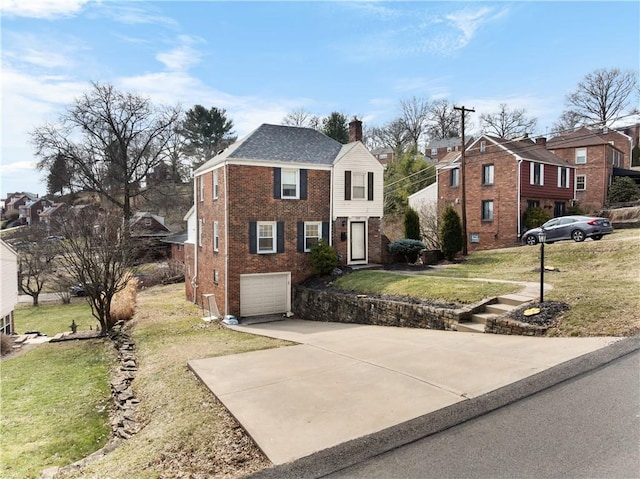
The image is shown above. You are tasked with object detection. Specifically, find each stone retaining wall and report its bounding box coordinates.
[293,286,483,331]
[108,322,140,439]
[484,317,548,336]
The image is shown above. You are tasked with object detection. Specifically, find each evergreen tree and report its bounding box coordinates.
[439,206,463,261]
[404,207,421,240]
[607,176,640,204]
[632,139,640,167]
[383,148,436,214]
[321,112,349,143]
[180,105,236,168]
[46,152,73,196]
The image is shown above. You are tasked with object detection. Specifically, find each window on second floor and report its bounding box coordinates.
[481,200,494,222]
[612,149,622,167]
[213,221,219,252]
[198,219,203,247]
[431,148,438,156]
[281,169,299,198]
[576,175,586,191]
[558,167,570,188]
[344,170,374,201]
[530,162,544,186]
[274,168,307,200]
[199,176,204,201]
[450,168,460,187]
[213,169,218,199]
[480,141,486,153]
[482,164,494,185]
[575,148,587,164]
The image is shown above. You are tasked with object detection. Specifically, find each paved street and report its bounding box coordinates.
[324,350,640,479]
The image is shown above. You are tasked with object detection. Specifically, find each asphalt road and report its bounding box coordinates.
[325,350,640,479]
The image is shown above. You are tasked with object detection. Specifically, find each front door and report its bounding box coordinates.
[350,221,366,263]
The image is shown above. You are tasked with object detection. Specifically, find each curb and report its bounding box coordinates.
[248,334,639,479]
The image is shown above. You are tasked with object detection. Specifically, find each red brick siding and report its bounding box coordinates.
[550,145,612,211]
[195,165,331,317]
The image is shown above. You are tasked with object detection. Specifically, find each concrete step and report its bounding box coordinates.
[497,294,533,306]
[485,303,516,315]
[456,322,485,333]
[470,312,496,325]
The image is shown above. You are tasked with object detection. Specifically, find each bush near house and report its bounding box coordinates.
[523,207,552,229]
[310,240,338,276]
[404,207,421,240]
[607,177,640,204]
[439,206,463,261]
[388,238,425,263]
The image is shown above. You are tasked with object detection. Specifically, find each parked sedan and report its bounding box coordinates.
[522,215,613,245]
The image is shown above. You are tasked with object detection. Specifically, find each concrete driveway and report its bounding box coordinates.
[188,320,622,466]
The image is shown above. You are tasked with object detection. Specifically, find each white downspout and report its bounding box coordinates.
[224,162,229,316]
[193,174,199,304]
[329,165,334,247]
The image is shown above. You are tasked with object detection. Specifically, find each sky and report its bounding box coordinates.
[1,0,639,198]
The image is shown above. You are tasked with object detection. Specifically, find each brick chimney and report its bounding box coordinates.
[536,137,547,147]
[349,119,363,143]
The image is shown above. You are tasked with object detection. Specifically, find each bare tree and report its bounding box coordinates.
[368,119,411,155]
[53,209,142,335]
[551,110,584,135]
[565,68,638,127]
[399,97,431,149]
[416,201,441,250]
[427,99,461,140]
[479,103,537,139]
[12,225,58,306]
[282,108,321,129]
[32,82,181,222]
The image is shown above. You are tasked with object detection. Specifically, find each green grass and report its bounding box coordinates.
[0,340,113,479]
[334,271,520,304]
[14,301,98,337]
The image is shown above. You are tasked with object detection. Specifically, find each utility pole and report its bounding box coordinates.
[453,105,475,256]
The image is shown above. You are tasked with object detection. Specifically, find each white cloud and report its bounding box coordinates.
[0,0,88,18]
[93,3,178,27]
[156,35,205,72]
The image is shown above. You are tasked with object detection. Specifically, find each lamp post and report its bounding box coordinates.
[538,229,547,303]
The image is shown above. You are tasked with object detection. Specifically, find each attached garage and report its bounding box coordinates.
[240,272,291,317]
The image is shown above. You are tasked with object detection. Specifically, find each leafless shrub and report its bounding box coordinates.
[1,334,14,356]
[416,201,441,250]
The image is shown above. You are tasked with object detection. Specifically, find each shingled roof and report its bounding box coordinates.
[227,124,343,165]
[547,127,611,149]
[486,135,572,167]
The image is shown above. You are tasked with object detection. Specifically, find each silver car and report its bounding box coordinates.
[522,215,613,245]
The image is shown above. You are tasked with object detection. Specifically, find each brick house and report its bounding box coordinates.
[371,147,396,166]
[185,121,384,319]
[437,135,575,251]
[2,192,39,221]
[425,137,473,163]
[18,198,53,225]
[547,127,633,211]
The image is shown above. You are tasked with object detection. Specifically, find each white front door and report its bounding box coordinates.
[350,221,366,263]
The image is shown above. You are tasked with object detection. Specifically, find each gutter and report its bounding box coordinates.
[224,161,229,317]
[193,174,198,304]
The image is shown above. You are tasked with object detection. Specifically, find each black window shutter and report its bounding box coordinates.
[300,169,308,200]
[297,221,304,252]
[249,221,257,254]
[277,221,285,253]
[273,168,281,199]
[345,170,351,200]
[367,172,374,201]
[322,222,329,242]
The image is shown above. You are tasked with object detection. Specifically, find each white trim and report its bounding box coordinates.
[213,169,218,199]
[576,174,586,191]
[213,221,219,252]
[530,162,544,186]
[304,221,322,252]
[281,168,300,199]
[575,148,587,164]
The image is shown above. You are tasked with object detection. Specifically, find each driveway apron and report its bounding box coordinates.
[188,320,618,465]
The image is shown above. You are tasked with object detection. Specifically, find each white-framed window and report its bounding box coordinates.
[446,146,452,152]
[352,172,366,199]
[257,221,276,254]
[213,269,219,284]
[213,169,218,199]
[431,148,438,156]
[482,164,494,185]
[450,168,460,187]
[576,175,586,191]
[575,148,587,164]
[213,221,219,252]
[198,218,203,247]
[379,153,388,160]
[558,167,570,188]
[482,200,494,221]
[304,221,322,252]
[612,149,622,167]
[144,218,152,227]
[480,141,486,153]
[199,176,204,201]
[282,169,299,199]
[530,162,544,186]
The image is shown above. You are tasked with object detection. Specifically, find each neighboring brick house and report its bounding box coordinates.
[425,137,473,163]
[18,198,53,225]
[437,135,575,251]
[2,192,39,221]
[185,121,384,319]
[371,147,396,166]
[38,202,69,231]
[547,127,632,211]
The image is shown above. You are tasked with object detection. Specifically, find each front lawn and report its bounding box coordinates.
[14,301,98,337]
[0,340,113,479]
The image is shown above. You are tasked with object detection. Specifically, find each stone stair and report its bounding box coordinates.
[455,293,533,333]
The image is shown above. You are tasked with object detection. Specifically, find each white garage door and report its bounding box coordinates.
[240,272,291,317]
